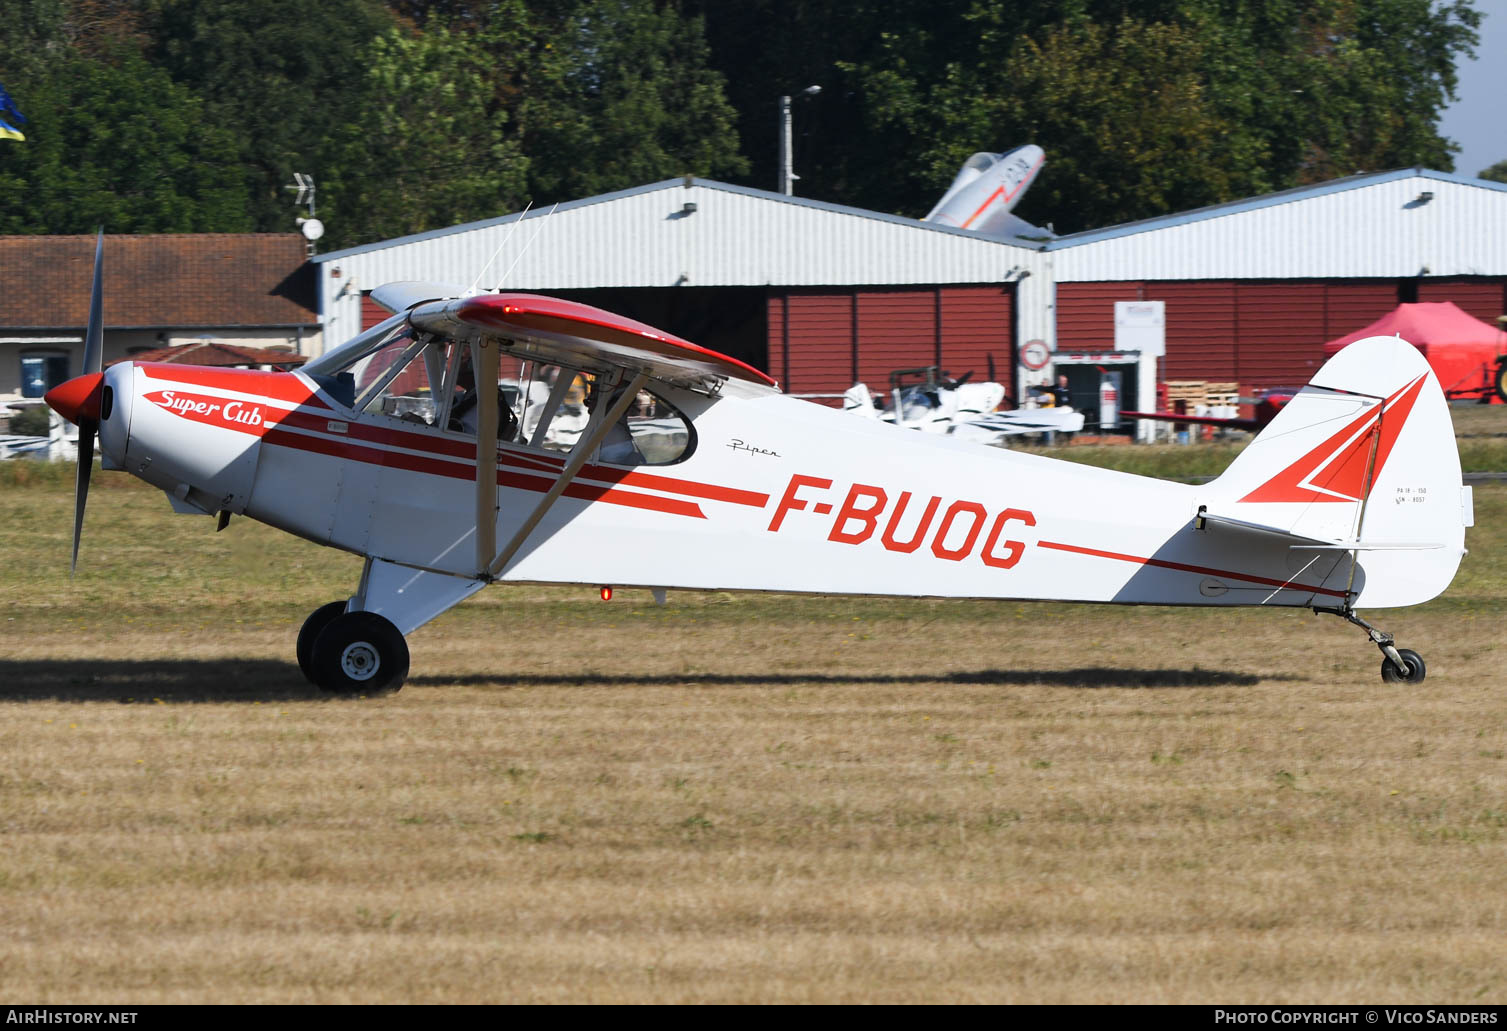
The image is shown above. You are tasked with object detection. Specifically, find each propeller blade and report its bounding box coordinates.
[71,419,96,574]
[70,230,104,573]
[84,230,104,374]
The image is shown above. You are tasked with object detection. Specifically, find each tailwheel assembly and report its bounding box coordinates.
[1316,606,1426,684]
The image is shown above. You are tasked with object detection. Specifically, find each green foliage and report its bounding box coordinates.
[8,405,53,436]
[697,0,1482,229]
[974,16,1239,231]
[519,0,747,204]
[0,46,251,233]
[1480,160,1507,184]
[0,0,1482,240]
[146,0,398,233]
[322,15,532,248]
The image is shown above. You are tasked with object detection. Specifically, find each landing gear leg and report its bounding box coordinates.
[1315,606,1426,684]
[297,558,484,697]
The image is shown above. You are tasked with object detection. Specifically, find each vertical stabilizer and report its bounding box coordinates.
[1206,335,1469,608]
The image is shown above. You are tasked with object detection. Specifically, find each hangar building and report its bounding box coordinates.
[310,168,1507,417]
[0,234,318,410]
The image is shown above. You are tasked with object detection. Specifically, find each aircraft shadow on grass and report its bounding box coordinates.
[408,668,1277,690]
[0,660,1276,702]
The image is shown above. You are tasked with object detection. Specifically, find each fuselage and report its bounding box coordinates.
[89,357,1359,610]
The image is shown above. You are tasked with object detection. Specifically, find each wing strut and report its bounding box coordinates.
[485,369,650,580]
[473,339,501,574]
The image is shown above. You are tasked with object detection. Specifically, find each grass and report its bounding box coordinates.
[0,455,1504,1001]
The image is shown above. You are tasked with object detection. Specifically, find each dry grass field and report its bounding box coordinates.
[1,443,1505,1003]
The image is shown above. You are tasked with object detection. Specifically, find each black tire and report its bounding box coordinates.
[1381,648,1426,684]
[297,600,350,684]
[310,611,410,695]
[1494,360,1507,404]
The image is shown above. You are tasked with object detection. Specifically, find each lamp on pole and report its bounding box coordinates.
[778,85,821,196]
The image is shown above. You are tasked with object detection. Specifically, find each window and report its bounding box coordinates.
[311,329,695,465]
[20,354,70,398]
[613,387,695,466]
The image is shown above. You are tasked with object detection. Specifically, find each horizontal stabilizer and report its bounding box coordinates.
[1291,541,1445,551]
[1198,511,1441,551]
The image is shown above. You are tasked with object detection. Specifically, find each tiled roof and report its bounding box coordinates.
[0,234,318,329]
[108,341,306,368]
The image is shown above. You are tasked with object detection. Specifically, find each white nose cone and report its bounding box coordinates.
[924,144,1045,235]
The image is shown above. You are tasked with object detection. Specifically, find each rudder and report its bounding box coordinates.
[1207,335,1469,608]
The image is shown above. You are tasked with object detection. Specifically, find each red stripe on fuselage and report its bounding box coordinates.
[138,363,331,408]
[261,425,706,519]
[1038,539,1350,599]
[270,406,767,506]
[139,372,765,515]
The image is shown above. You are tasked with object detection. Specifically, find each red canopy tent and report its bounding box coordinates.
[1323,302,1507,403]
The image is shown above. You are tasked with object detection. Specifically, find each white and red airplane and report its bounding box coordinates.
[923,144,1047,238]
[47,236,1471,693]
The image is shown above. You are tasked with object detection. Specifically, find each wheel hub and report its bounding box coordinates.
[340,641,381,681]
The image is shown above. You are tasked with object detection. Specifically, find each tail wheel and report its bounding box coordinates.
[296,600,350,684]
[310,611,410,695]
[1381,648,1426,684]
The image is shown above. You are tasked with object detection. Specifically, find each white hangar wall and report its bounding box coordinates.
[1042,171,1507,395]
[311,169,1507,406]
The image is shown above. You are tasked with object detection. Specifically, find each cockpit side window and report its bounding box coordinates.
[318,327,696,464]
[446,351,696,466]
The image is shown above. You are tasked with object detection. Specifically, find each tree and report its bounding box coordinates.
[692,0,1481,230]
[957,17,1238,232]
[1480,160,1507,184]
[321,16,532,247]
[146,0,398,232]
[518,0,747,203]
[0,46,251,234]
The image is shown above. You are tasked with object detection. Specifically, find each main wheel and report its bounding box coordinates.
[297,600,350,684]
[1495,360,1507,404]
[1381,648,1426,684]
[310,611,410,695]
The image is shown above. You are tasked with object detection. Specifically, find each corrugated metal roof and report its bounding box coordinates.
[312,180,1036,291]
[1045,167,1507,249]
[1051,170,1507,281]
[313,178,1041,265]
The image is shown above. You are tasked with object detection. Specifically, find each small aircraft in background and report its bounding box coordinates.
[923,145,1049,239]
[843,365,1084,443]
[47,235,1471,694]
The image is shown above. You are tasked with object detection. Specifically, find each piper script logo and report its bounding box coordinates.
[145,390,267,429]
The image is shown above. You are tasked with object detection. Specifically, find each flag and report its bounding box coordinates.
[0,83,27,142]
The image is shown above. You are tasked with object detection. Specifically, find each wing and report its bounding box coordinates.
[409,292,778,395]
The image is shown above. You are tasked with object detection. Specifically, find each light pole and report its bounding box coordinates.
[778,85,821,196]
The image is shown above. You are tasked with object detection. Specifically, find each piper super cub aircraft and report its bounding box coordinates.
[47,235,1472,694]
